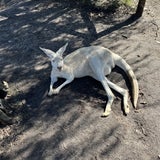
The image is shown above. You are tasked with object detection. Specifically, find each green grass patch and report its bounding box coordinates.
[121,0,135,7]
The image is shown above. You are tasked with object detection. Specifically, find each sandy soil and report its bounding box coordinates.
[0,0,160,160]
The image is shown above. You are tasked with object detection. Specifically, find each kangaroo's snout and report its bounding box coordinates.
[57,66,62,71]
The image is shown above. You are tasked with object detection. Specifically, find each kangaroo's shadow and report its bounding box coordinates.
[54,66,132,115]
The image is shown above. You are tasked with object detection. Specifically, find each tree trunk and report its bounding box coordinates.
[134,0,146,18]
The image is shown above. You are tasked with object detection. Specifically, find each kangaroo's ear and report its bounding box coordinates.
[39,47,56,59]
[56,43,68,56]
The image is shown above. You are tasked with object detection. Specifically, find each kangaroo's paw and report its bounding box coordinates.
[48,90,53,96]
[48,89,60,96]
[101,107,111,117]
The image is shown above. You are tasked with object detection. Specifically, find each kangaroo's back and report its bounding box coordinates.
[64,46,114,67]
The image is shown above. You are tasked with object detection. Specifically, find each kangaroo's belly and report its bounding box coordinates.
[64,51,91,78]
[72,60,94,78]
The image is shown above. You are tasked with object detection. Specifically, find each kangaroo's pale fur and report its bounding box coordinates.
[40,43,139,116]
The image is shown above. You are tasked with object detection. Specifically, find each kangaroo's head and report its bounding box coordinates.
[40,43,68,71]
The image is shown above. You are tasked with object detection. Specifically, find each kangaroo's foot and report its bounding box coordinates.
[123,92,130,114]
[124,103,130,114]
[48,89,59,96]
[101,106,111,117]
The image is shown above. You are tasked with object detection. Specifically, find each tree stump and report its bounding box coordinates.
[0,81,13,125]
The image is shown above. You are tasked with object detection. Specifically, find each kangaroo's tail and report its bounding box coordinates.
[114,54,139,108]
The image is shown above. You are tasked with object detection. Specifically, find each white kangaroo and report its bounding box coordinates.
[40,43,139,117]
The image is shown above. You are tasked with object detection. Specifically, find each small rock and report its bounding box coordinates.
[134,109,141,113]
[140,101,147,105]
[122,35,128,39]
[2,81,9,90]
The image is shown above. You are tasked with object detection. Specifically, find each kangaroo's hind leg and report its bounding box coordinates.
[100,77,115,117]
[105,78,130,114]
[89,58,114,117]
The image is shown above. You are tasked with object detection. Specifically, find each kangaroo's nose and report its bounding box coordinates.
[57,66,62,71]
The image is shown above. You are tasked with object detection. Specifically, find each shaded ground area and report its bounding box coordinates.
[0,0,160,159]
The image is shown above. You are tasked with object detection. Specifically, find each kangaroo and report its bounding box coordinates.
[40,43,139,117]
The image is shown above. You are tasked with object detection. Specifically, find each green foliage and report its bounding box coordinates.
[121,0,135,7]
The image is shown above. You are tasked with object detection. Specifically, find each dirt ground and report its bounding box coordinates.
[0,0,160,160]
